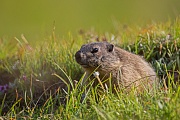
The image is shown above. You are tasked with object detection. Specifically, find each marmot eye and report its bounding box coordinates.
[91,48,99,53]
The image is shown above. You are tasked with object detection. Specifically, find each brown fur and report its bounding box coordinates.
[75,42,158,92]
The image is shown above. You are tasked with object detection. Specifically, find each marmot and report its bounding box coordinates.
[75,42,157,92]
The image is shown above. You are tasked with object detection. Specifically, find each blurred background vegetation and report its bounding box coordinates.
[0,0,180,40]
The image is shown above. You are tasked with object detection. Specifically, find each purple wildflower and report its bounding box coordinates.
[0,86,4,91]
[22,75,27,81]
[0,84,9,93]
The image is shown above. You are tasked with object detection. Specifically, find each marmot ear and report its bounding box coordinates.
[107,44,114,52]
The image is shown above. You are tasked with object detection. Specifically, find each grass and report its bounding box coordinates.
[0,18,180,119]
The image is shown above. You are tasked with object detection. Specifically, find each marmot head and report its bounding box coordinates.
[75,42,121,71]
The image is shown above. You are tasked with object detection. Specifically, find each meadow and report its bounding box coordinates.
[0,18,180,119]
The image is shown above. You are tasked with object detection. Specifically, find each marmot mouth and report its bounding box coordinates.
[80,64,90,68]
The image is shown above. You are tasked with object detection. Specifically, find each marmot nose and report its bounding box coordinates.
[75,51,84,62]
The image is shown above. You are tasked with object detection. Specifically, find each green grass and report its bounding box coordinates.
[0,18,180,119]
